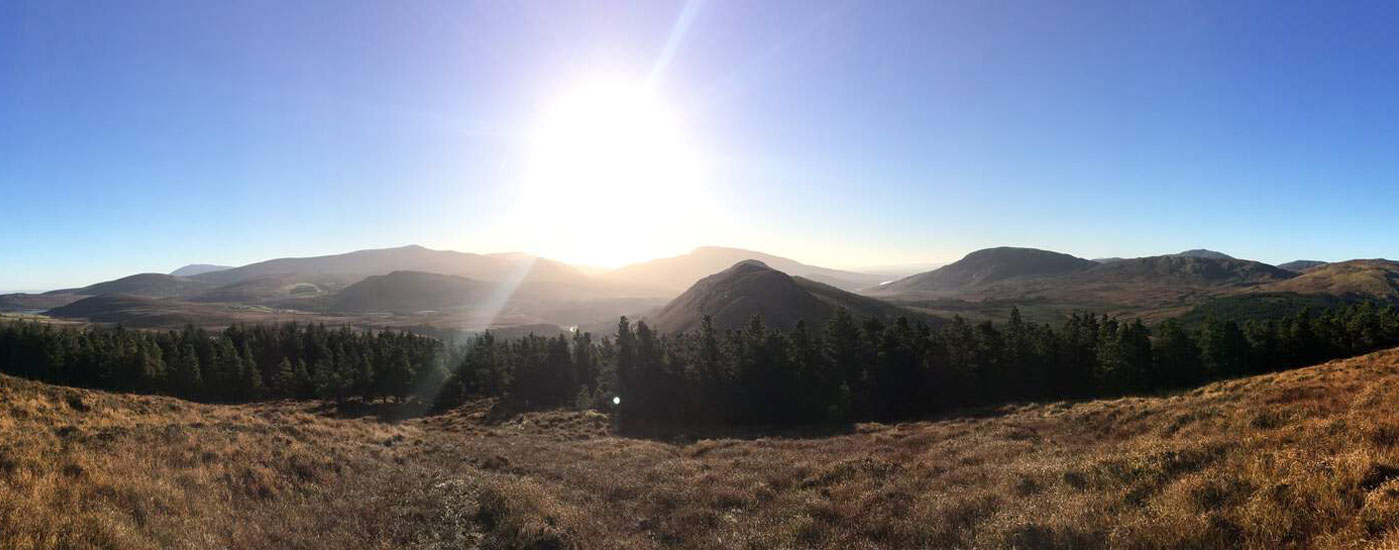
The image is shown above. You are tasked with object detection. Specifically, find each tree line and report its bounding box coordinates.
[2,302,1398,428]
[0,323,447,404]
[600,302,1399,427]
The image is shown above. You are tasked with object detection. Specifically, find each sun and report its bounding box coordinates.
[501,78,721,267]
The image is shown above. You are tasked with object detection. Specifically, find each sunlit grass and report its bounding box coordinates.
[9,348,1399,548]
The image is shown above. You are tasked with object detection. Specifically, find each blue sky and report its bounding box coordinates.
[4,1,1399,290]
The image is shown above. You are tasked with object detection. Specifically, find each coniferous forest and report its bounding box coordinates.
[2,302,1399,428]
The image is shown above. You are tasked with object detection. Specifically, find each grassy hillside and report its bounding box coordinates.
[10,348,1399,548]
[648,260,914,332]
[188,273,351,304]
[871,249,1297,322]
[0,292,83,312]
[53,273,215,299]
[326,270,489,313]
[872,247,1096,298]
[1259,259,1399,301]
[1279,260,1330,273]
[43,295,356,328]
[0,374,432,549]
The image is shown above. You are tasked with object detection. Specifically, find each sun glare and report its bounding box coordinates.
[503,78,720,267]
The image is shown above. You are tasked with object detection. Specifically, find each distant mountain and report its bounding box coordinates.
[43,294,245,327]
[1259,260,1399,301]
[649,261,911,333]
[867,248,1297,322]
[1092,257,1127,264]
[48,273,214,299]
[1173,249,1235,260]
[604,246,885,293]
[1182,260,1397,323]
[1278,260,1330,273]
[869,247,1096,298]
[0,292,83,312]
[190,245,589,287]
[1078,255,1292,286]
[326,271,491,313]
[46,295,162,322]
[189,273,350,304]
[857,262,946,281]
[169,264,232,277]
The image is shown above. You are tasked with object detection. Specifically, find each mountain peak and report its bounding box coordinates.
[727,259,772,271]
[1174,249,1235,260]
[651,262,908,333]
[1278,260,1329,273]
[169,264,232,277]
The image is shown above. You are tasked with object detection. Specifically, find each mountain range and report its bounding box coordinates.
[869,247,1396,322]
[5,244,1397,332]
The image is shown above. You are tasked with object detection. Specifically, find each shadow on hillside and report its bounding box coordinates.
[306,394,1062,439]
[309,400,450,423]
[452,399,861,442]
[616,420,861,443]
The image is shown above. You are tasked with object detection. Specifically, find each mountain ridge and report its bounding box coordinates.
[189,245,589,287]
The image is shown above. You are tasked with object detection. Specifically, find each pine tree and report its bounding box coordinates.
[1200,316,1249,378]
[237,343,265,399]
[271,358,297,397]
[170,343,204,398]
[292,359,312,398]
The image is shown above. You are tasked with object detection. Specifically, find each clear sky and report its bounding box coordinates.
[4,1,1399,290]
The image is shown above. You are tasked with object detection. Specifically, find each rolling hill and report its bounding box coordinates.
[169,264,233,277]
[1173,248,1235,260]
[190,245,591,287]
[46,295,242,326]
[0,292,84,312]
[1278,260,1330,273]
[649,260,912,333]
[43,294,346,327]
[187,273,350,304]
[869,247,1097,298]
[1176,260,1399,323]
[1258,259,1399,301]
[50,273,215,299]
[869,248,1298,322]
[1069,255,1292,287]
[604,246,885,293]
[326,270,491,313]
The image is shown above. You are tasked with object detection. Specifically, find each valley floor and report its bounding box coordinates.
[9,349,1399,548]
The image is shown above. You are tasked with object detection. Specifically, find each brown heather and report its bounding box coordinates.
[10,349,1399,548]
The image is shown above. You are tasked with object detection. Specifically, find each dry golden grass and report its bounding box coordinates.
[12,348,1399,548]
[0,376,442,549]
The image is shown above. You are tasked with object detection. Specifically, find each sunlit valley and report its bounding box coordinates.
[7,1,1399,549]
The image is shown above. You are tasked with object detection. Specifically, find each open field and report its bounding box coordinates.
[9,349,1399,548]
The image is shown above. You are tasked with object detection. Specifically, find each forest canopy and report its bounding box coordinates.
[2,302,1398,428]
